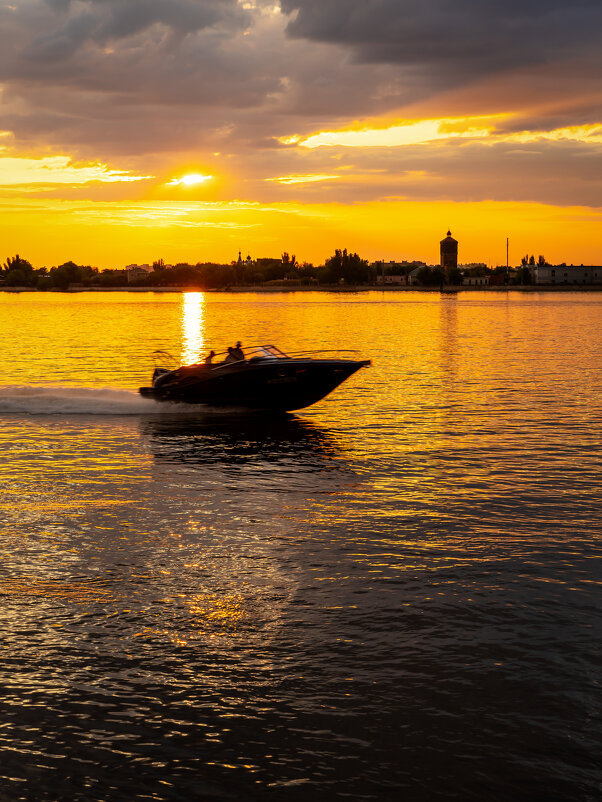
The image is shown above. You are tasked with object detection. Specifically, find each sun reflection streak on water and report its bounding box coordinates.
[181,292,205,364]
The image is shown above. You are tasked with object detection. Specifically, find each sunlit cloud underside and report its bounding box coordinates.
[265,174,341,185]
[285,117,602,149]
[0,155,152,186]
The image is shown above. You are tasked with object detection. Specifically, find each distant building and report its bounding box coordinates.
[440,230,458,274]
[126,264,154,283]
[407,267,422,286]
[532,264,602,285]
[462,275,490,287]
[373,260,425,285]
[236,250,253,268]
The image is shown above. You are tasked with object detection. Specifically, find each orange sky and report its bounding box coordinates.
[0,1,600,268]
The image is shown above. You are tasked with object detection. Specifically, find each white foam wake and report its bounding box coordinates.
[0,386,175,416]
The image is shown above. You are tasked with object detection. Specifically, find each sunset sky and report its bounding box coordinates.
[1,0,601,268]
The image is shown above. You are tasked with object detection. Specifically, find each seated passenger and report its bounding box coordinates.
[231,341,244,361]
[204,350,216,364]
[224,347,237,364]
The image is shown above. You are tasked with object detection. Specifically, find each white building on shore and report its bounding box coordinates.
[532,265,602,285]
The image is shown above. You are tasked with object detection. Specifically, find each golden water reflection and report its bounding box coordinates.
[181,292,206,364]
[0,293,600,800]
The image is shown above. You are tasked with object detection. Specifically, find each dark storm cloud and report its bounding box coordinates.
[281,0,602,75]
[0,0,409,158]
[43,0,244,38]
[22,0,248,60]
[3,0,600,157]
[0,0,272,147]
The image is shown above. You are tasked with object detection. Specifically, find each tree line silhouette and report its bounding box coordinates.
[0,249,375,289]
[0,248,545,290]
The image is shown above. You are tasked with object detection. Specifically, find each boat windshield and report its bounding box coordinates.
[151,350,179,369]
[243,345,289,359]
[179,344,291,369]
[210,345,290,361]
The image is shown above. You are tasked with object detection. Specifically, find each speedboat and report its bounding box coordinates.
[139,345,370,412]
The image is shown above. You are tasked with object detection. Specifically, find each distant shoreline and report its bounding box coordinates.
[1,284,601,294]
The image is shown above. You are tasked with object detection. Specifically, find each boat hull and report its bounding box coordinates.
[139,358,370,412]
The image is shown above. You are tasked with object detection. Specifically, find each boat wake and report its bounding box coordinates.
[0,386,193,416]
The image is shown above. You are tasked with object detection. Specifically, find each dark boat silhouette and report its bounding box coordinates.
[139,345,370,412]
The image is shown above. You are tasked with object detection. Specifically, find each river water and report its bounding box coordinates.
[0,291,600,802]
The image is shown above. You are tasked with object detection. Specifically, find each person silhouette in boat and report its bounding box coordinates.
[223,347,238,364]
[224,342,244,364]
[231,342,245,360]
[204,350,216,364]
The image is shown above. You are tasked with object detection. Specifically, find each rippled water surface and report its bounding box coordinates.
[0,291,600,801]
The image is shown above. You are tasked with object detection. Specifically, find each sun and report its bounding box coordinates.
[167,173,213,187]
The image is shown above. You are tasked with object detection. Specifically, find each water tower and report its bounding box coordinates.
[440,230,458,274]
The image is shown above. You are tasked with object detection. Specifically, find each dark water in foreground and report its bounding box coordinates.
[0,292,600,801]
